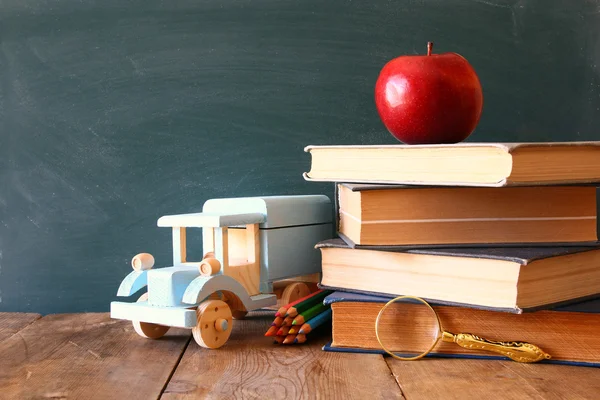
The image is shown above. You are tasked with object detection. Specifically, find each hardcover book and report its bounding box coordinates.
[316,238,600,313]
[322,291,600,367]
[335,183,599,247]
[303,141,600,187]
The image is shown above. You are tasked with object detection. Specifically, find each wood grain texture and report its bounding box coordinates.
[386,358,600,400]
[3,311,600,399]
[0,313,41,343]
[162,310,403,399]
[0,312,191,400]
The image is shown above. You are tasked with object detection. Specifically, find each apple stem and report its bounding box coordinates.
[427,42,433,56]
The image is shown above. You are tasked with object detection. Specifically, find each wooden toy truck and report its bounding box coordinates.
[110,195,332,348]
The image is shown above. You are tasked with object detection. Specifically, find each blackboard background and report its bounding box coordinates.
[1,0,599,314]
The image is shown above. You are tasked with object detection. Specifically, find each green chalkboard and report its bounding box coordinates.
[1,0,599,314]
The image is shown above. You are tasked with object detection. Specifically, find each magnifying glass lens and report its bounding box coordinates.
[376,296,440,359]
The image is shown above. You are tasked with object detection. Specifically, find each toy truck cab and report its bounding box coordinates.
[110,195,331,348]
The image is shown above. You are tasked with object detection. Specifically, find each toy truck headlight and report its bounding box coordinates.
[131,253,155,271]
[199,257,221,276]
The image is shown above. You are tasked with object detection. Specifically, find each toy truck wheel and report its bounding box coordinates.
[192,299,233,349]
[280,282,311,306]
[132,293,170,339]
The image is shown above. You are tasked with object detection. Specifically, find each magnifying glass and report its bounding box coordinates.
[374,295,551,363]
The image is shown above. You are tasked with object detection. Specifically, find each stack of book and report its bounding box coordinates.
[303,141,600,366]
[264,289,333,345]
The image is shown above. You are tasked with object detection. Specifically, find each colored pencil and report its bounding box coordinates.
[283,334,296,344]
[264,326,278,337]
[282,316,294,326]
[292,303,328,326]
[285,290,331,318]
[293,334,307,344]
[275,289,324,317]
[271,316,284,327]
[277,326,292,336]
[298,308,332,334]
[272,333,307,345]
[287,326,298,335]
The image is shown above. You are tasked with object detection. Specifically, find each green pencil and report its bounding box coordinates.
[298,308,332,334]
[275,289,324,317]
[292,302,328,326]
[285,290,331,318]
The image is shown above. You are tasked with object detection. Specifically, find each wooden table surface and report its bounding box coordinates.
[1,311,598,399]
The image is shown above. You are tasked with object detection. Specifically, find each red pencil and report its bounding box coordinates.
[285,290,331,318]
[275,289,324,317]
[264,326,278,337]
[277,326,291,336]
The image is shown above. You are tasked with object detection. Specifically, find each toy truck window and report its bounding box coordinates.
[156,212,265,267]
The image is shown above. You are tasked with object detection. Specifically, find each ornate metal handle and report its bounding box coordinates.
[441,331,551,363]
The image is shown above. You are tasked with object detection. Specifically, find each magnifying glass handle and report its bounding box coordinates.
[441,331,551,363]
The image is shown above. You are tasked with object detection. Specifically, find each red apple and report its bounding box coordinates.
[374,42,483,144]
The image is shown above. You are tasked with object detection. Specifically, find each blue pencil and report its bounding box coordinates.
[298,308,332,334]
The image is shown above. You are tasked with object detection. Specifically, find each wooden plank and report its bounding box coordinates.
[243,223,260,295]
[214,227,229,276]
[162,310,403,399]
[0,313,41,343]
[0,312,191,400]
[386,358,600,400]
[202,227,215,257]
[172,227,187,264]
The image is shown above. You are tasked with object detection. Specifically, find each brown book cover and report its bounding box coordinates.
[333,182,600,248]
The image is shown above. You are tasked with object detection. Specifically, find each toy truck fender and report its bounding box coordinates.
[182,274,275,310]
[116,270,149,297]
